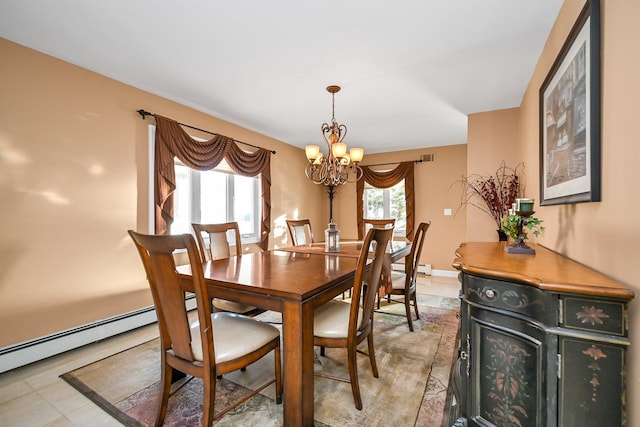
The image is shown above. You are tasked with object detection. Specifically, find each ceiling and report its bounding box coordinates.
[0,1,563,154]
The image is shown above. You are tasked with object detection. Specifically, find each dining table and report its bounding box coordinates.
[176,239,411,426]
[278,239,412,295]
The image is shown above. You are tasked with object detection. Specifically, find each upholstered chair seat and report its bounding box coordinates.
[190,312,281,362]
[314,302,363,339]
[390,270,406,290]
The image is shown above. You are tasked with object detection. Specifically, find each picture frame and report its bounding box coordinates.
[539,0,601,205]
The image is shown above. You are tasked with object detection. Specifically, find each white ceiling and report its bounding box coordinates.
[0,0,563,154]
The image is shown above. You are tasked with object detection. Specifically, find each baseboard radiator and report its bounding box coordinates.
[0,296,196,374]
[392,263,458,278]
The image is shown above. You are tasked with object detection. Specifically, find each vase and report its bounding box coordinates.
[497,229,508,242]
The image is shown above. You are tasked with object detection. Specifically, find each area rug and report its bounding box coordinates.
[61,293,459,426]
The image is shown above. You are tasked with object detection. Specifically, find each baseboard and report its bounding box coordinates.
[0,296,196,374]
[392,262,459,279]
[432,269,459,278]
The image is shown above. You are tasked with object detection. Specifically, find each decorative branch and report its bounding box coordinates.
[453,162,526,230]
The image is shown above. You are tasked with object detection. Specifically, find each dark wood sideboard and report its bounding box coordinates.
[450,242,634,427]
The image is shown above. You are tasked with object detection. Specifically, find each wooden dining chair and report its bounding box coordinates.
[386,221,431,331]
[364,218,396,233]
[128,231,282,425]
[192,222,258,315]
[286,219,314,246]
[313,227,393,410]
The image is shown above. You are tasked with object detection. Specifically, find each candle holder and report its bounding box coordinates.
[505,210,536,254]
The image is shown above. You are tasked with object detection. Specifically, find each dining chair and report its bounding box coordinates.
[363,218,396,232]
[313,226,393,410]
[286,219,314,246]
[192,222,258,315]
[128,231,282,425]
[385,221,431,331]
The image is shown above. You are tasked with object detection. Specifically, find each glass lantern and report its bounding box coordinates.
[325,219,340,252]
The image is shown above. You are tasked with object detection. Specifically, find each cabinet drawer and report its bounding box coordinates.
[562,296,627,337]
[463,274,557,324]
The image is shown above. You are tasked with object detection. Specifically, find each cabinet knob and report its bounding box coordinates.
[485,289,496,299]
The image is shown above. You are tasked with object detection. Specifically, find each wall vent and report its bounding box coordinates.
[421,153,435,162]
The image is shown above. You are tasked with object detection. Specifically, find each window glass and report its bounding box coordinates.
[171,160,261,242]
[200,170,227,224]
[363,180,406,236]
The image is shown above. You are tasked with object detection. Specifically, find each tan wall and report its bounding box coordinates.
[0,38,324,346]
[469,0,640,423]
[466,108,520,241]
[332,145,468,271]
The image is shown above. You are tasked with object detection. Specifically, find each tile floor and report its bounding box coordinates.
[0,274,460,426]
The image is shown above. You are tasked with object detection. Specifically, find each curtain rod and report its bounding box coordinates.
[365,159,424,167]
[137,109,276,154]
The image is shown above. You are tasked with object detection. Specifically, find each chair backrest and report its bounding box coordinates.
[128,231,214,364]
[350,227,393,336]
[404,221,431,287]
[286,219,314,246]
[192,222,242,261]
[364,218,396,232]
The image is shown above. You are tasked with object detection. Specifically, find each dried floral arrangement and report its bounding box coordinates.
[454,162,525,230]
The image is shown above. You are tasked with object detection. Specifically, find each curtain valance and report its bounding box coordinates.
[154,115,272,250]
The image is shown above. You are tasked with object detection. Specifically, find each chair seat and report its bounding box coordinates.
[390,271,407,290]
[190,312,280,363]
[212,298,257,314]
[314,301,363,339]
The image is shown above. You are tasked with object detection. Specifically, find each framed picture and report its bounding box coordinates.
[540,0,600,205]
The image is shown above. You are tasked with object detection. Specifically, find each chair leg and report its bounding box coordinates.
[367,332,379,378]
[320,346,325,357]
[347,346,363,410]
[274,343,283,404]
[156,363,172,427]
[202,369,216,426]
[412,290,420,319]
[405,296,414,332]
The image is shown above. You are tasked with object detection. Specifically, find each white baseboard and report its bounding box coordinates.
[392,262,458,279]
[0,297,196,374]
[432,269,459,278]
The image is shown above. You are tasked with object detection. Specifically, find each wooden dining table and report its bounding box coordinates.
[176,240,411,426]
[278,239,412,295]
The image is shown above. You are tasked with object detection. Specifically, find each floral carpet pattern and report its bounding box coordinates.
[61,294,459,426]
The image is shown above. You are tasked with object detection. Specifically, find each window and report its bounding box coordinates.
[172,159,261,243]
[363,180,406,237]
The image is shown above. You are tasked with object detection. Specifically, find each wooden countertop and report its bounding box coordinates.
[453,242,634,301]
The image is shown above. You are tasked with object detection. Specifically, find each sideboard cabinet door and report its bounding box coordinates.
[558,337,626,426]
[466,306,554,427]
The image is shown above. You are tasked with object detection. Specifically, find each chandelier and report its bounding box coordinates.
[304,85,364,186]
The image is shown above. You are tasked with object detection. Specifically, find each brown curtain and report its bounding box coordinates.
[356,161,415,240]
[154,115,272,250]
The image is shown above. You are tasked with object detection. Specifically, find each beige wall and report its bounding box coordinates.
[466,108,521,241]
[332,145,468,271]
[0,38,324,346]
[469,0,640,423]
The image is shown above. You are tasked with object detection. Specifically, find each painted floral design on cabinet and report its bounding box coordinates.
[483,335,533,427]
[576,305,610,325]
